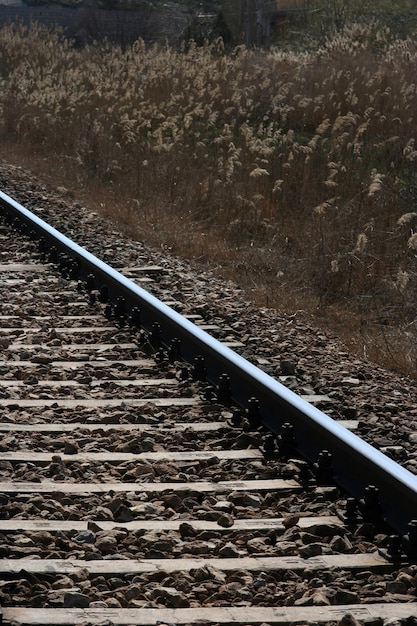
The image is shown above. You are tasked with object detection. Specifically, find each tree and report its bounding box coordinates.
[220,0,417,47]
[305,0,417,35]
[220,0,276,46]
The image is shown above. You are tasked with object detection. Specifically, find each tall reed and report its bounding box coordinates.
[0,21,416,374]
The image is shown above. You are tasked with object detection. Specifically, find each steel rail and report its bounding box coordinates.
[1,189,417,536]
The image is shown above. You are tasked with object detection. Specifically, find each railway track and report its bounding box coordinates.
[1,189,417,625]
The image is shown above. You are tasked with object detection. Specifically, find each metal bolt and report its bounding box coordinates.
[38,237,47,253]
[315,450,333,485]
[86,274,95,292]
[193,355,206,381]
[406,520,417,561]
[386,534,403,561]
[247,397,261,428]
[263,433,277,453]
[114,296,125,318]
[217,374,231,404]
[130,307,141,328]
[68,260,80,281]
[168,338,181,362]
[203,386,217,403]
[155,347,165,363]
[178,366,190,381]
[151,322,161,346]
[360,485,382,523]
[278,422,295,457]
[345,497,358,521]
[58,254,68,272]
[99,285,109,303]
[49,246,58,264]
[230,409,243,427]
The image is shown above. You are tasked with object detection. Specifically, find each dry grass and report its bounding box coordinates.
[0,21,417,377]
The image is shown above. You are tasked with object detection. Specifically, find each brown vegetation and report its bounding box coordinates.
[0,22,416,377]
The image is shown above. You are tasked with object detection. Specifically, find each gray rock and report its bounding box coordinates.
[281,359,296,375]
[330,535,353,552]
[179,522,197,538]
[96,535,118,554]
[218,542,241,558]
[190,564,226,583]
[246,538,269,554]
[106,597,123,607]
[150,586,190,607]
[217,513,234,528]
[298,543,323,558]
[73,530,96,544]
[312,591,331,605]
[245,493,263,508]
[282,514,300,528]
[338,614,363,626]
[63,591,90,608]
[213,500,233,512]
[64,441,79,454]
[334,588,360,604]
[125,584,142,601]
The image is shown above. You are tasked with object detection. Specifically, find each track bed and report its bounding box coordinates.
[1,198,417,625]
